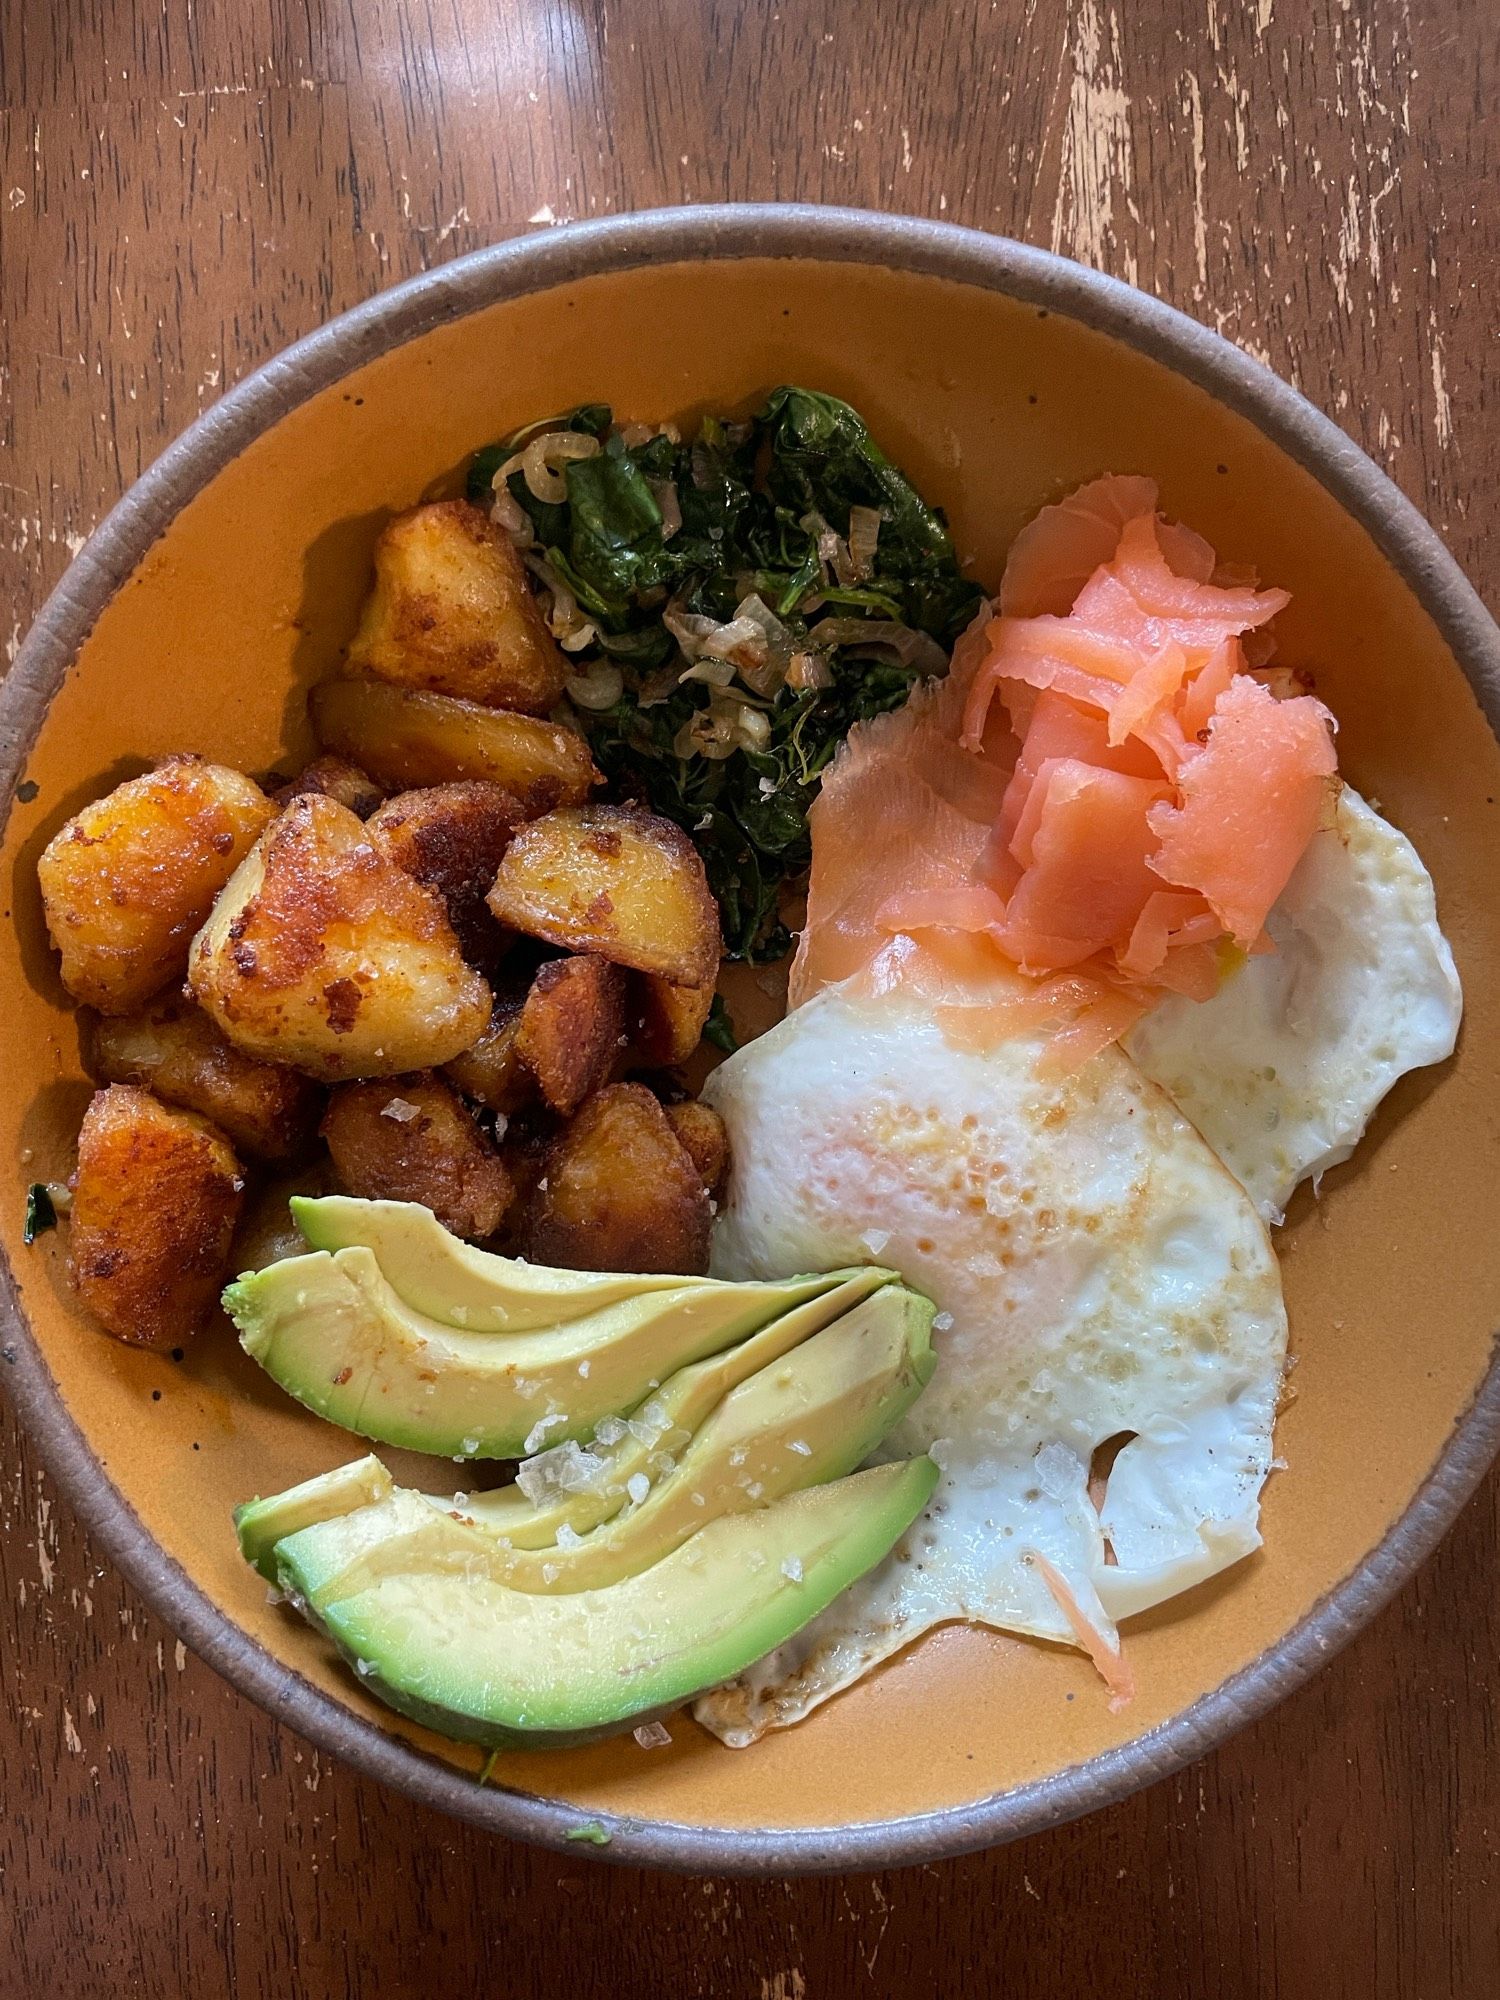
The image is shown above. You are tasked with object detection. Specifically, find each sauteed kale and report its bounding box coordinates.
[468,388,982,961]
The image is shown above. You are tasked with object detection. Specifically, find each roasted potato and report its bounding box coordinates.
[81,995,322,1161]
[189,794,491,1081]
[321,1074,513,1241]
[523,1082,711,1274]
[271,754,385,820]
[68,1084,245,1347]
[367,781,523,967]
[631,971,716,1067]
[346,500,568,715]
[231,1159,337,1273]
[442,993,534,1116]
[311,680,597,815]
[663,1100,728,1194]
[515,955,627,1116]
[487,804,721,989]
[38,757,274,1013]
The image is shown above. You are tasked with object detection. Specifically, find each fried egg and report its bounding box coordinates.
[694,975,1286,1743]
[1126,789,1462,1223]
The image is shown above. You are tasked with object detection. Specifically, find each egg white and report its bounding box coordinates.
[1127,789,1461,1224]
[695,979,1286,1744]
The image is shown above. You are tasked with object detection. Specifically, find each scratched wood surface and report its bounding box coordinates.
[2,2,1496,1994]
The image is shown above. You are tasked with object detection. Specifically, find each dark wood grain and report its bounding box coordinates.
[2,2,1496,1993]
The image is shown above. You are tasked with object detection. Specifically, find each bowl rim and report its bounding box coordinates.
[2,202,1498,1875]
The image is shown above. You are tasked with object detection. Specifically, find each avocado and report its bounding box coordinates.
[234,1454,394,1582]
[291,1194,702,1331]
[274,1458,939,1747]
[464,1266,892,1548]
[224,1247,861,1459]
[275,1285,935,1603]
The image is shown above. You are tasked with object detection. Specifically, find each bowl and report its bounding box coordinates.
[2,206,1497,1873]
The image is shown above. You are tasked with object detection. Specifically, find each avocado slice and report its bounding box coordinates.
[224,1247,859,1459]
[277,1285,935,1603]
[463,1266,893,1548]
[291,1194,706,1331]
[274,1458,938,1747]
[234,1454,394,1582]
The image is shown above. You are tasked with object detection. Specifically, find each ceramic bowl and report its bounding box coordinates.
[2,207,1497,1873]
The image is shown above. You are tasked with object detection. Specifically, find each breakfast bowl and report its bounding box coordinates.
[2,205,1497,1872]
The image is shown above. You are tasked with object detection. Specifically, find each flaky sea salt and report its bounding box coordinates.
[555,1522,582,1549]
[380,1096,421,1123]
[627,1472,650,1506]
[787,1439,812,1457]
[780,1556,803,1583]
[933,1311,955,1332]
[633,1721,672,1749]
[858,1227,891,1256]
[523,1412,567,1455]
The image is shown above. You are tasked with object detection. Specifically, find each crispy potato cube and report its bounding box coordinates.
[311,679,597,816]
[523,1082,711,1275]
[38,756,274,1013]
[346,500,568,715]
[663,1100,728,1194]
[68,1085,245,1347]
[442,993,534,1115]
[515,955,627,1116]
[367,780,523,967]
[321,1074,513,1241]
[631,972,716,1067]
[189,794,491,1082]
[487,805,721,989]
[271,755,384,820]
[81,995,322,1161]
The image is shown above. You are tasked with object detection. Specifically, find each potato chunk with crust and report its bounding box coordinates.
[346,500,568,714]
[69,1085,245,1347]
[311,680,597,816]
[487,805,721,988]
[321,1074,513,1241]
[272,754,384,820]
[38,756,273,1013]
[367,781,523,966]
[81,995,322,1161]
[631,972,716,1067]
[663,1100,728,1194]
[523,1082,711,1275]
[442,993,533,1115]
[189,794,491,1082]
[515,955,627,1115]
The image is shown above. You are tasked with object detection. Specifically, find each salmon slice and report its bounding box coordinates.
[1000,473,1162,617]
[999,762,1173,973]
[1148,676,1338,943]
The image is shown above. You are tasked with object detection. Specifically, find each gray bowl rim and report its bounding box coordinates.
[1,203,1497,1877]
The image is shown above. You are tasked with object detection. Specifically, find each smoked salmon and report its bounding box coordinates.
[792,474,1338,1063]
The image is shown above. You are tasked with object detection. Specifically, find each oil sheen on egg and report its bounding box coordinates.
[1127,789,1462,1224]
[695,978,1287,1745]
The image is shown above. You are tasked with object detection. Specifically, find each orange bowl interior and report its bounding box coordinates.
[2,255,1498,1835]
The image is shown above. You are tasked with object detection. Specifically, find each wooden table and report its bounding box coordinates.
[2,3,1496,1992]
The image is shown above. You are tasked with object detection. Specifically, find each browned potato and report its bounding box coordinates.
[321,1074,513,1241]
[189,794,491,1081]
[523,1082,711,1274]
[38,757,274,1013]
[346,500,568,715]
[231,1159,337,1272]
[272,754,384,820]
[311,679,597,816]
[367,781,523,966]
[515,955,627,1116]
[487,805,721,989]
[68,1085,245,1347]
[631,972,716,1066]
[442,993,534,1116]
[663,1100,728,1194]
[80,995,322,1161]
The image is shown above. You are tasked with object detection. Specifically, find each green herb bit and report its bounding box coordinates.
[23,1183,57,1246]
[476,1747,501,1788]
[564,1820,612,1846]
[704,994,739,1054]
